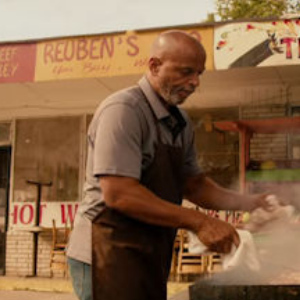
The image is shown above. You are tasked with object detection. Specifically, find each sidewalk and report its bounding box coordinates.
[0,276,192,299]
[0,276,73,293]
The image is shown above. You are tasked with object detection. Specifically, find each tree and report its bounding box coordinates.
[288,0,300,13]
[215,0,299,21]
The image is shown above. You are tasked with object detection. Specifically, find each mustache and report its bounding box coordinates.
[175,86,195,94]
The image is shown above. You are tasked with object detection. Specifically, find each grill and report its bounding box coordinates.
[190,284,300,300]
[189,223,300,299]
[189,270,300,300]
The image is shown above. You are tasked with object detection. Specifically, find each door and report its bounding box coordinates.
[0,146,11,275]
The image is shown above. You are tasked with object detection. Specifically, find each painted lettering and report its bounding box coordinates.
[61,203,78,224]
[126,35,139,56]
[281,37,296,59]
[77,39,89,60]
[64,40,75,61]
[10,205,19,225]
[55,41,67,62]
[20,204,34,225]
[100,37,114,58]
[10,202,81,228]
[52,65,73,75]
[90,38,101,59]
[42,36,124,64]
[206,210,219,219]
[83,62,110,73]
[44,43,54,64]
[0,47,17,62]
[225,211,232,223]
[0,63,18,77]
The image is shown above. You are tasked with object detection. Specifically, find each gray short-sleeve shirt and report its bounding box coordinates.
[67,76,202,264]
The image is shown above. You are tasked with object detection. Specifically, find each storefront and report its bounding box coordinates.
[0,18,300,277]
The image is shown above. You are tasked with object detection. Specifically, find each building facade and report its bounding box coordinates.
[1,19,300,277]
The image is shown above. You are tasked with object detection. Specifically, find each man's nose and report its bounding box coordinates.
[189,74,200,87]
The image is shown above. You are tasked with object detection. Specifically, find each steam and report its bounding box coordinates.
[201,183,300,286]
[255,222,300,282]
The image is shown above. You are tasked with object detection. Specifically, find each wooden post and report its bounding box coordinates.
[26,180,52,276]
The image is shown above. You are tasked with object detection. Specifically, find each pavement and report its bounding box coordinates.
[0,290,77,300]
[0,276,192,299]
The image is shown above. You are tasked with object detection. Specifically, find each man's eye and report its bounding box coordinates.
[180,69,193,75]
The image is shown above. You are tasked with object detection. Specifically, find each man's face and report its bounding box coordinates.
[156,53,205,106]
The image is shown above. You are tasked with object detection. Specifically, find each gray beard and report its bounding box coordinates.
[159,86,185,106]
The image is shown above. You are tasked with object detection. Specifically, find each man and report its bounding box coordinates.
[67,30,269,300]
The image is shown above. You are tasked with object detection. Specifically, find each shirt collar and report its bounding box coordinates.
[138,76,170,120]
[138,76,187,141]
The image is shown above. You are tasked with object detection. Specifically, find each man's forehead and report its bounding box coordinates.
[153,32,205,57]
[169,51,205,65]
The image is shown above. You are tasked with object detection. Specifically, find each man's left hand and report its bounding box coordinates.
[243,193,276,212]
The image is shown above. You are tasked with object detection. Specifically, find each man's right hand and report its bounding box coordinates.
[195,215,240,254]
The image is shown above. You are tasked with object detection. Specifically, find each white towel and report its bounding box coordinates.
[188,229,260,271]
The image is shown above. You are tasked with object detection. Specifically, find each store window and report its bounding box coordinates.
[13,117,81,202]
[0,123,10,144]
[189,107,240,190]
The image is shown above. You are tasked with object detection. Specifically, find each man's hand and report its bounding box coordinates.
[196,216,240,254]
[243,193,277,212]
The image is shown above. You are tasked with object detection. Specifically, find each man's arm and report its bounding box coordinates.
[100,175,203,230]
[100,175,239,253]
[184,174,269,212]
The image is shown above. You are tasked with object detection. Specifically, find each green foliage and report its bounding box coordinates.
[215,0,299,20]
[206,12,216,22]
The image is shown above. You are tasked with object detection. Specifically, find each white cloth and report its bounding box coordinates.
[188,229,260,271]
[222,229,260,271]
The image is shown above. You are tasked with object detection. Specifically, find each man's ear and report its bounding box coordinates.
[148,57,162,76]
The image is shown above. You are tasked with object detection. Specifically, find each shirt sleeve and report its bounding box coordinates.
[93,102,143,179]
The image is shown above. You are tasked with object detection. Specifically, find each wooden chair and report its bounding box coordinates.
[206,253,222,273]
[176,229,206,281]
[49,219,72,278]
[176,230,224,280]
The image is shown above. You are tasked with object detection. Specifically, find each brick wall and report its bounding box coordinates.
[6,230,67,278]
[250,133,287,161]
[241,104,286,119]
[241,103,288,162]
[6,231,34,276]
[37,231,52,277]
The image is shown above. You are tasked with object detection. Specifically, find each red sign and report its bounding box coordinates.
[9,202,79,228]
[0,43,36,83]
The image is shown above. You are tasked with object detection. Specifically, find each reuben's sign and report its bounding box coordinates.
[35,28,214,81]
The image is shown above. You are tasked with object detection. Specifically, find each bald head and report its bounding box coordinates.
[147,30,206,106]
[150,30,206,62]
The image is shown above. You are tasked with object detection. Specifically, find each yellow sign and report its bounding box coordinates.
[35,27,214,81]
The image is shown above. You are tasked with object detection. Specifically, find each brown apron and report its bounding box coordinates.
[92,97,184,300]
